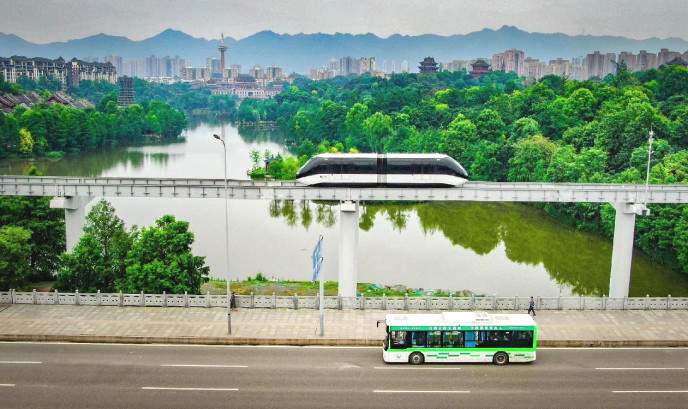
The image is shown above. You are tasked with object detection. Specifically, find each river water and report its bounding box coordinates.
[2,119,687,297]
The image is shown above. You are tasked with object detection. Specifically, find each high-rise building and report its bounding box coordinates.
[339,57,360,76]
[359,57,376,74]
[266,66,282,81]
[617,52,636,72]
[249,65,264,79]
[636,50,657,71]
[657,48,681,67]
[492,49,526,76]
[586,51,616,79]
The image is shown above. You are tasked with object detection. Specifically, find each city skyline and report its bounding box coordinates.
[1,0,687,44]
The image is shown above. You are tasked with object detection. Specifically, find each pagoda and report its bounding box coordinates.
[418,57,439,74]
[117,76,136,107]
[469,59,491,79]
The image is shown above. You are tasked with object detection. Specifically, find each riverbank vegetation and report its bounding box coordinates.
[0,76,187,159]
[241,66,688,276]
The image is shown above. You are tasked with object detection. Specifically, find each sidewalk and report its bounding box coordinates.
[1,304,687,347]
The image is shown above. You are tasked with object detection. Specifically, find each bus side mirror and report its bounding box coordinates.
[376,319,385,328]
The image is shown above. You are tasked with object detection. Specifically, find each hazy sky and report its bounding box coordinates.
[2,0,687,43]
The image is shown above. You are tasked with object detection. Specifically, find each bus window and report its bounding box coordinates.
[411,331,426,348]
[390,331,408,349]
[427,331,442,348]
[464,331,477,347]
[443,330,463,348]
[511,331,534,348]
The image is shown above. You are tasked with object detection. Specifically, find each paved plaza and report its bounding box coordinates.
[1,304,687,346]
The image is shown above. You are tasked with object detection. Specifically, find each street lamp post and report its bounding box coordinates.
[645,129,654,204]
[213,133,231,334]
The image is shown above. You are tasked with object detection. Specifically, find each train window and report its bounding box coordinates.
[353,160,376,174]
[388,160,412,175]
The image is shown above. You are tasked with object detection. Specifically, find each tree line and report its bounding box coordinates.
[239,66,688,276]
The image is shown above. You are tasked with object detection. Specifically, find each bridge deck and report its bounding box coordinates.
[1,176,687,203]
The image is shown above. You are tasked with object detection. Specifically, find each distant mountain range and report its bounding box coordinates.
[1,26,688,74]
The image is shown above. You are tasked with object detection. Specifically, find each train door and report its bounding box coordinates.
[377,155,387,185]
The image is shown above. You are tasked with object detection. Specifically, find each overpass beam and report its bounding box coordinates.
[338,200,359,298]
[50,196,94,252]
[609,202,649,298]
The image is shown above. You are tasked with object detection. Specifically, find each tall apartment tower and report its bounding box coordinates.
[117,76,136,107]
[218,33,228,78]
[492,49,526,77]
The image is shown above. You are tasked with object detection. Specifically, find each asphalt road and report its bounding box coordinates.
[0,343,686,409]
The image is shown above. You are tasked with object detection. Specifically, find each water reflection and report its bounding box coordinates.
[270,199,688,297]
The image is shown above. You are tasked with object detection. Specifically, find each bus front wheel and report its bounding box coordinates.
[493,352,509,365]
[409,352,425,365]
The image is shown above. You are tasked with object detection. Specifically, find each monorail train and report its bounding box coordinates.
[295,153,469,187]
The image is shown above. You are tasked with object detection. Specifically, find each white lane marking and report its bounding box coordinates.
[161,364,247,368]
[612,390,688,393]
[374,390,469,394]
[374,367,461,370]
[597,367,684,370]
[0,361,42,364]
[142,387,238,391]
[0,384,16,387]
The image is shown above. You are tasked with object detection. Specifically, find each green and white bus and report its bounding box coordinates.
[381,311,537,365]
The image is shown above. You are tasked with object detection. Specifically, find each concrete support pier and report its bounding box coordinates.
[50,196,94,252]
[338,200,359,298]
[609,202,649,298]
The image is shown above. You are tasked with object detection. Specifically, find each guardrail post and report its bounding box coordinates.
[513,296,518,311]
[119,291,123,307]
[76,290,80,306]
[623,296,628,310]
[667,294,672,311]
[360,294,365,310]
[97,290,102,306]
[33,289,37,305]
[382,294,387,310]
[140,291,145,307]
[558,296,563,310]
[54,289,58,305]
[293,293,298,310]
[581,295,584,310]
[184,291,188,308]
[250,292,255,309]
[206,291,211,308]
[536,296,541,310]
[449,295,454,310]
[10,289,14,304]
[404,294,409,310]
[603,295,607,310]
[338,295,342,310]
[162,291,166,308]
[492,295,497,310]
[315,292,320,309]
[272,292,276,309]
[645,294,650,310]
[470,294,475,310]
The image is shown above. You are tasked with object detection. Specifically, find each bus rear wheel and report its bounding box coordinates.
[409,352,425,365]
[493,352,509,365]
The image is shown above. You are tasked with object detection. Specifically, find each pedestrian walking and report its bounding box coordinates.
[230,291,237,311]
[527,296,536,316]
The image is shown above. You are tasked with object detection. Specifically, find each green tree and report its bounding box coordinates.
[120,215,209,294]
[0,226,32,291]
[362,112,393,153]
[508,135,557,182]
[55,200,133,292]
